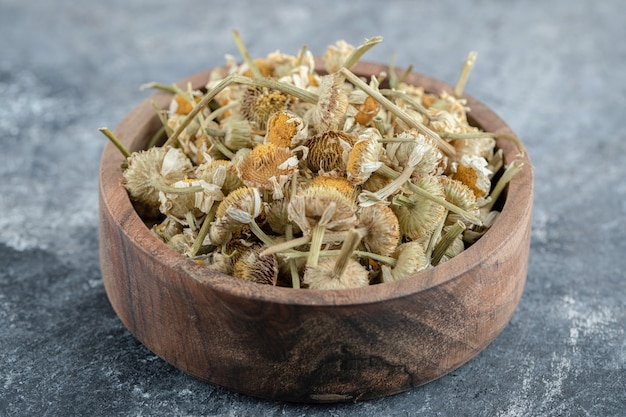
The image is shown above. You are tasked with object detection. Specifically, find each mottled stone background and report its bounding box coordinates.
[1,0,624,415]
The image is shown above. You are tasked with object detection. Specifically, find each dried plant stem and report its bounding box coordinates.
[164,74,237,148]
[332,229,363,279]
[373,116,387,136]
[340,67,456,157]
[205,131,235,159]
[484,160,524,212]
[232,29,262,79]
[342,36,384,70]
[140,82,178,94]
[229,74,319,103]
[431,220,466,265]
[454,51,477,98]
[307,224,326,267]
[281,248,397,267]
[187,203,218,257]
[377,164,483,225]
[380,89,430,119]
[99,127,131,158]
[246,220,277,248]
[285,224,300,289]
[425,210,448,262]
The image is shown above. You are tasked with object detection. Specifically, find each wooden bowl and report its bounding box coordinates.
[98,61,533,403]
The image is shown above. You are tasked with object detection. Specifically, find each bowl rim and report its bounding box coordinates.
[99,60,533,308]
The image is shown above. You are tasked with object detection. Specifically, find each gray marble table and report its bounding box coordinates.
[1,0,624,415]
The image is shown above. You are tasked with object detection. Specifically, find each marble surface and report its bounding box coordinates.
[1,0,624,415]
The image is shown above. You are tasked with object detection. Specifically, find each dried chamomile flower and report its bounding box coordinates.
[304,130,356,173]
[222,116,253,151]
[307,175,356,199]
[167,228,197,254]
[358,204,400,257]
[195,158,243,196]
[151,216,183,243]
[302,228,369,289]
[209,186,263,246]
[265,109,308,148]
[392,176,446,241]
[380,241,428,283]
[240,86,290,130]
[159,178,223,222]
[122,146,168,211]
[288,185,357,267]
[287,185,357,235]
[232,244,278,285]
[385,131,443,178]
[346,128,383,185]
[237,143,298,199]
[303,257,369,290]
[123,147,192,217]
[161,147,194,180]
[322,40,355,73]
[439,176,479,226]
[266,197,298,234]
[452,154,492,198]
[311,72,349,133]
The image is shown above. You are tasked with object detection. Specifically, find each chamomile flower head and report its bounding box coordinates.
[392,176,446,241]
[209,187,263,245]
[385,131,443,178]
[311,72,349,133]
[346,128,383,185]
[452,154,492,198]
[381,241,428,283]
[307,174,356,200]
[303,257,369,290]
[358,204,400,257]
[237,143,298,199]
[232,244,279,286]
[322,40,355,73]
[304,130,356,173]
[265,109,308,148]
[240,86,290,130]
[287,185,357,235]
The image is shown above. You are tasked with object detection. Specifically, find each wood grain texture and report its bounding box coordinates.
[98,61,533,402]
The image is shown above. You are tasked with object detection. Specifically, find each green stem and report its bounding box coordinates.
[332,229,363,279]
[484,160,524,212]
[247,220,277,248]
[285,224,300,289]
[99,128,131,158]
[380,89,430,119]
[139,82,178,94]
[187,202,218,257]
[307,224,326,267]
[232,29,263,79]
[454,51,477,98]
[432,220,466,265]
[342,36,384,70]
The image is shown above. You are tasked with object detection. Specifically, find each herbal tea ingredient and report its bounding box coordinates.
[102,35,524,290]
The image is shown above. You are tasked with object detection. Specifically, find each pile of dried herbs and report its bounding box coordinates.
[101,33,524,290]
